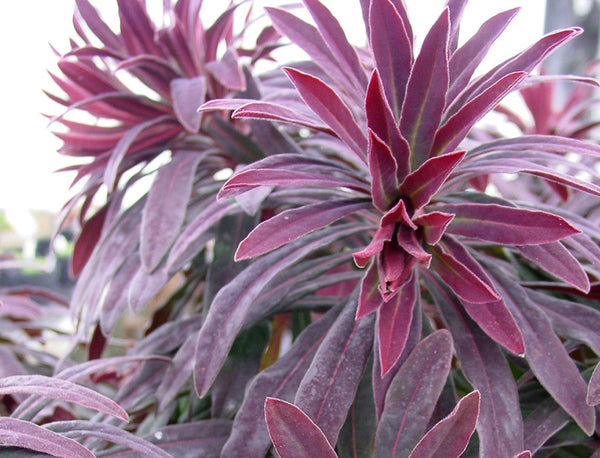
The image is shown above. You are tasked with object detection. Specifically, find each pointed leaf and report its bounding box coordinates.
[368,129,400,211]
[0,418,94,458]
[283,67,368,161]
[587,363,600,406]
[236,198,372,260]
[412,211,454,245]
[440,203,581,245]
[410,391,480,458]
[0,375,128,422]
[366,70,411,181]
[357,261,384,319]
[369,0,412,118]
[141,152,202,272]
[265,398,337,458]
[377,273,417,376]
[170,76,206,133]
[294,290,375,445]
[400,9,449,168]
[523,398,570,453]
[374,330,453,457]
[399,151,466,210]
[205,48,245,90]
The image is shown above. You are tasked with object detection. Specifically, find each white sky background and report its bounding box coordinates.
[0,0,548,229]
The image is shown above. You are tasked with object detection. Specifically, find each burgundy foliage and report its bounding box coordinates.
[3,0,600,456]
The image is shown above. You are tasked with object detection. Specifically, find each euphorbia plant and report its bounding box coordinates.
[3,0,600,456]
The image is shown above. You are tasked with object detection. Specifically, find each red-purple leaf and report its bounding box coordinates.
[400,8,449,168]
[399,151,466,210]
[586,363,600,406]
[516,242,590,293]
[170,76,206,133]
[440,203,581,245]
[412,211,454,245]
[205,48,245,90]
[75,0,122,50]
[366,70,411,181]
[302,0,367,91]
[368,129,400,211]
[0,418,94,458]
[236,198,371,260]
[514,452,532,458]
[523,398,570,453]
[377,273,417,376]
[294,290,375,445]
[141,152,202,273]
[353,222,395,268]
[1,375,128,422]
[409,390,480,458]
[425,272,523,457]
[357,261,384,319]
[432,72,527,155]
[283,67,368,161]
[265,398,337,458]
[369,0,412,118]
[233,101,334,133]
[71,203,107,277]
[193,224,365,397]
[374,330,453,457]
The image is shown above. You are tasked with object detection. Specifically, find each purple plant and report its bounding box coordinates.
[3,0,600,456]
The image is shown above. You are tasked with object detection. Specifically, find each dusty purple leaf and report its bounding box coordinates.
[205,48,245,90]
[302,0,367,91]
[99,253,140,333]
[399,151,466,210]
[400,8,449,168]
[127,266,170,313]
[294,289,375,445]
[369,0,412,118]
[409,390,480,458]
[170,76,206,133]
[368,129,400,211]
[357,261,384,319]
[440,203,581,245]
[283,67,368,161]
[194,224,365,397]
[366,70,411,181]
[265,398,337,458]
[377,273,417,376]
[75,0,122,49]
[374,330,453,457]
[235,197,371,260]
[0,418,94,458]
[516,242,590,293]
[0,295,42,321]
[490,266,596,435]
[1,375,128,422]
[425,271,523,457]
[141,151,202,273]
[523,398,570,453]
[233,101,334,133]
[587,363,600,406]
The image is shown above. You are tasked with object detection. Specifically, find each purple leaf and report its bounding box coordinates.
[170,76,206,133]
[302,0,368,91]
[523,398,570,453]
[399,8,449,168]
[205,48,245,90]
[446,8,520,104]
[409,390,480,458]
[425,272,523,457]
[223,304,341,457]
[71,205,107,277]
[412,211,454,245]
[587,363,600,406]
[490,266,596,435]
[369,0,412,118]
[1,375,128,422]
[294,290,375,445]
[399,150,466,210]
[193,224,366,397]
[283,67,368,161]
[74,0,122,50]
[233,101,334,133]
[432,72,527,155]
[514,452,531,458]
[368,129,400,211]
[373,330,453,457]
[357,261,384,319]
[440,203,581,245]
[516,243,590,293]
[430,244,500,304]
[0,418,94,458]
[235,198,372,260]
[127,266,170,313]
[377,273,417,376]
[365,70,411,181]
[141,151,202,273]
[265,398,337,458]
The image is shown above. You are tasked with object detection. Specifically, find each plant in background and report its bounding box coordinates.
[3,0,600,456]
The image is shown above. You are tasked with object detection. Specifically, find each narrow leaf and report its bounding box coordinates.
[587,363,600,406]
[141,152,202,273]
[265,398,337,458]
[409,390,480,458]
[0,418,94,458]
[357,261,384,319]
[374,330,453,457]
[523,398,570,453]
[400,9,449,168]
[170,76,206,133]
[368,129,400,211]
